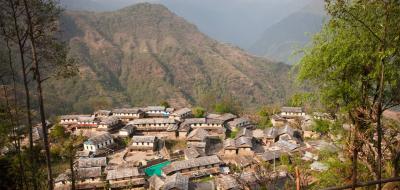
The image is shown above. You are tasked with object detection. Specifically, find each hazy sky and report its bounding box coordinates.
[61,0,314,48]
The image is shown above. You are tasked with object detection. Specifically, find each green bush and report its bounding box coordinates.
[192,107,206,118]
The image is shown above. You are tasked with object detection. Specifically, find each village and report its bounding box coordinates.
[26,105,340,190]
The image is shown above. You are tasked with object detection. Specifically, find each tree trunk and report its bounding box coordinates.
[22,0,53,189]
[7,0,38,188]
[69,151,75,190]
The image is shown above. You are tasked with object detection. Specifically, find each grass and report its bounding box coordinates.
[193,176,214,183]
[164,139,187,151]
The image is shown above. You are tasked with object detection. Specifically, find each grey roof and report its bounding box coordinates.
[84,133,113,145]
[171,108,192,117]
[76,150,91,157]
[129,118,176,125]
[162,155,221,174]
[310,161,329,171]
[224,139,237,149]
[260,151,281,161]
[112,108,142,114]
[228,118,251,127]
[252,129,265,139]
[78,157,107,168]
[144,106,166,112]
[236,128,252,138]
[120,125,134,132]
[275,140,299,151]
[162,173,189,190]
[214,113,237,122]
[106,167,143,180]
[187,128,209,141]
[99,116,119,125]
[216,175,240,190]
[77,116,96,122]
[183,147,203,159]
[277,125,294,137]
[131,136,156,143]
[77,167,102,179]
[187,142,206,149]
[55,171,70,182]
[281,107,304,113]
[235,137,252,148]
[60,115,86,120]
[264,127,278,139]
[149,175,165,190]
[181,118,224,128]
[94,110,111,115]
[271,114,286,121]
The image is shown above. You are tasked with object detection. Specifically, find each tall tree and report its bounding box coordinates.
[296,0,400,189]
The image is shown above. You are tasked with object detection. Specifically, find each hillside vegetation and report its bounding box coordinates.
[45,3,293,114]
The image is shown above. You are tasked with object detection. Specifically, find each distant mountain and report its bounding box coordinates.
[249,0,326,64]
[60,0,313,48]
[45,3,293,114]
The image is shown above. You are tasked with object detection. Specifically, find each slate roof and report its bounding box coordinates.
[84,133,113,145]
[94,110,111,116]
[77,116,96,122]
[264,127,278,139]
[259,151,281,161]
[216,175,241,190]
[131,136,157,143]
[99,116,119,125]
[144,106,166,112]
[277,125,295,137]
[162,173,189,190]
[235,137,253,148]
[60,115,85,120]
[271,114,286,121]
[78,157,107,168]
[149,175,165,190]
[77,167,102,179]
[120,125,134,132]
[171,108,192,117]
[281,107,304,113]
[162,155,221,174]
[181,118,224,128]
[224,139,237,149]
[112,108,142,114]
[106,167,143,180]
[228,117,251,127]
[129,118,176,125]
[214,113,237,122]
[187,128,209,141]
[183,147,204,159]
[236,128,252,138]
[275,140,299,151]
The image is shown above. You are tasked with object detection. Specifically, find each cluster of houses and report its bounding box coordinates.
[54,106,335,190]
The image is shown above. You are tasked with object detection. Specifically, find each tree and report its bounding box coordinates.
[192,107,206,118]
[160,100,170,108]
[297,1,400,189]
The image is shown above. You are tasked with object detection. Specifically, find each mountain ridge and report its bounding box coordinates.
[45,3,293,114]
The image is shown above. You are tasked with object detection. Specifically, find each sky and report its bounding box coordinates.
[60,0,314,49]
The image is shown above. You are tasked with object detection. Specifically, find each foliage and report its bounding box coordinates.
[227,130,238,139]
[49,124,67,142]
[312,119,331,134]
[192,107,206,118]
[160,101,170,108]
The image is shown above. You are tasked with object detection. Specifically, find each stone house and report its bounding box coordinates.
[227,117,253,131]
[149,173,189,190]
[93,110,112,118]
[128,118,178,138]
[97,116,120,131]
[83,133,114,153]
[280,107,305,117]
[216,175,242,190]
[118,125,134,137]
[162,155,221,178]
[77,157,107,169]
[180,118,225,138]
[143,106,174,118]
[60,115,84,126]
[169,108,192,121]
[129,136,158,152]
[77,116,98,129]
[271,114,287,127]
[106,167,146,189]
[112,108,144,122]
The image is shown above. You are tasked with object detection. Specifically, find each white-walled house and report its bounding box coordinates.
[60,115,84,125]
[280,107,306,117]
[97,116,120,131]
[143,106,174,117]
[129,136,158,152]
[84,133,114,153]
[112,108,144,122]
[169,108,192,121]
[119,125,134,137]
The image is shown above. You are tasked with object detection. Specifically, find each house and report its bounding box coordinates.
[83,133,114,153]
[216,175,241,190]
[257,150,281,163]
[235,137,253,156]
[280,107,305,117]
[169,108,192,121]
[208,113,237,123]
[60,115,83,125]
[76,150,92,158]
[76,167,103,187]
[77,157,107,169]
[180,118,225,137]
[119,125,134,137]
[128,118,178,138]
[149,173,189,190]
[162,155,221,178]
[112,108,144,122]
[263,127,279,146]
[106,167,146,189]
[129,136,158,152]
[94,110,111,118]
[271,114,287,127]
[186,128,209,142]
[276,125,302,144]
[227,118,252,131]
[183,147,205,160]
[143,106,174,118]
[223,137,254,156]
[77,116,98,129]
[54,171,70,189]
[235,128,252,139]
[97,116,120,131]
